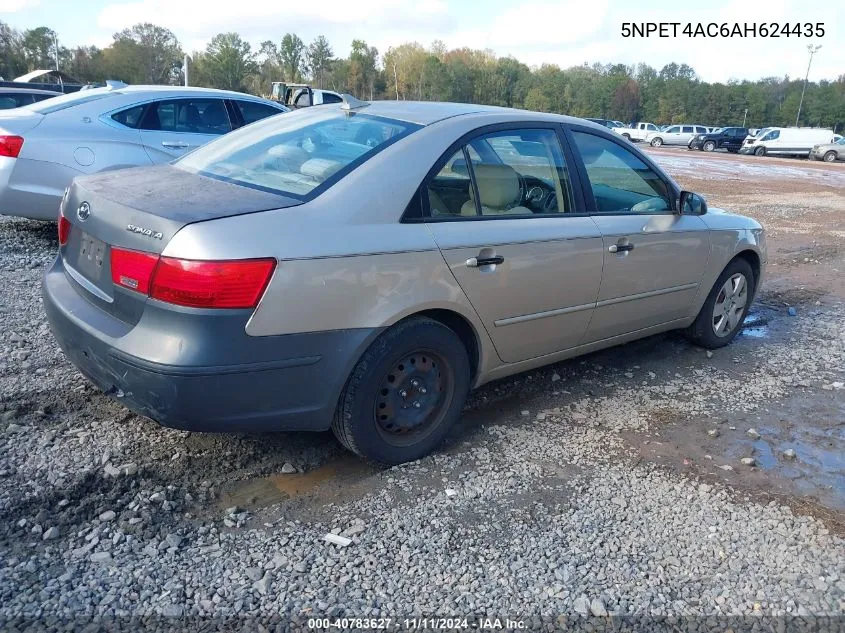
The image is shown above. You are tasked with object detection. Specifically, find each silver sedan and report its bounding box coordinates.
[43,100,766,464]
[0,85,288,220]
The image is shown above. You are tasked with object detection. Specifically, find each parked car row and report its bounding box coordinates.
[0,85,289,220]
[599,119,842,161]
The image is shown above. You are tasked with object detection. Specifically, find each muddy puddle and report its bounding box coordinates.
[218,456,378,512]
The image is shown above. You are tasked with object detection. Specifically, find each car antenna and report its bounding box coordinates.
[340,94,369,112]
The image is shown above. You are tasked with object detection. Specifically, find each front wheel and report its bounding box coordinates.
[703,141,716,152]
[754,146,766,157]
[824,151,838,163]
[650,137,663,147]
[685,258,754,349]
[332,317,470,465]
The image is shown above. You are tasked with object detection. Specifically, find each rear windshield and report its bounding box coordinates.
[176,108,420,198]
[26,89,118,114]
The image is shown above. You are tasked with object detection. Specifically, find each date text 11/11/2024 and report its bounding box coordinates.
[307,617,527,630]
[621,22,824,38]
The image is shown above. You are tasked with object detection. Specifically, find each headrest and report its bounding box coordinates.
[473,163,519,209]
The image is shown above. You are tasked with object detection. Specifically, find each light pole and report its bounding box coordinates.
[54,32,59,71]
[795,44,821,127]
[743,108,748,127]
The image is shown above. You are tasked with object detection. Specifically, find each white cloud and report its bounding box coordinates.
[0,0,39,13]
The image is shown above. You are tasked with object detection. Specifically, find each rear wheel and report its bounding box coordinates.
[650,137,663,147]
[622,133,631,140]
[703,141,716,152]
[332,317,470,465]
[824,151,838,163]
[686,258,754,349]
[754,146,766,157]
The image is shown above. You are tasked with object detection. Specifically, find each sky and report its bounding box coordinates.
[0,0,840,83]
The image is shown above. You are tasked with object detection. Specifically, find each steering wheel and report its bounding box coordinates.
[515,173,527,206]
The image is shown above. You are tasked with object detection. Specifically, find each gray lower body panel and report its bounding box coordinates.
[42,256,381,432]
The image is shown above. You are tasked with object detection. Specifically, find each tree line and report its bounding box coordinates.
[1,20,842,130]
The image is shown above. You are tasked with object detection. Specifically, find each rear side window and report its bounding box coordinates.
[682,126,693,133]
[111,104,145,128]
[176,109,419,198]
[140,99,231,135]
[571,131,671,214]
[234,100,282,125]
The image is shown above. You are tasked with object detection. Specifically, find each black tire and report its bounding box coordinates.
[703,141,716,152]
[622,133,631,140]
[754,146,766,157]
[331,317,471,465]
[824,151,838,163]
[686,258,755,349]
[650,137,663,147]
[727,148,738,154]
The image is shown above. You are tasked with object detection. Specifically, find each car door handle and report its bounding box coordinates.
[161,141,189,149]
[466,255,504,267]
[609,243,634,253]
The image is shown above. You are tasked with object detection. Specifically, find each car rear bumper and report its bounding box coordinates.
[43,255,381,432]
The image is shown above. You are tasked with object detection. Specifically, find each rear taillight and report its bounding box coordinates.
[58,217,71,245]
[150,257,276,309]
[0,135,23,158]
[111,248,159,294]
[109,248,275,309]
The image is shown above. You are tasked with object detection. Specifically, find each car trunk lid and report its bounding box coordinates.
[60,164,300,323]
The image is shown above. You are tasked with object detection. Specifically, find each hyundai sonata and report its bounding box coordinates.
[43,98,766,464]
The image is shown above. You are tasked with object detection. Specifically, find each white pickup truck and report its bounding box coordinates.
[612,122,660,142]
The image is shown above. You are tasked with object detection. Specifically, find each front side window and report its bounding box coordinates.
[760,130,779,141]
[140,99,231,135]
[321,93,343,104]
[646,124,658,131]
[177,109,419,198]
[426,128,574,218]
[571,131,671,214]
[666,126,680,134]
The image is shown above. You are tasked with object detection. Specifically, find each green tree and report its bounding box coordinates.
[0,20,26,79]
[279,33,305,82]
[306,35,333,89]
[22,26,57,71]
[196,32,257,92]
[109,23,182,84]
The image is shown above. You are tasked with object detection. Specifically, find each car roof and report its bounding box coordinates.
[82,85,277,101]
[0,87,61,95]
[336,100,590,127]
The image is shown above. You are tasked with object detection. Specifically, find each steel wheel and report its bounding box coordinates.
[712,273,748,337]
[650,137,663,147]
[824,151,837,163]
[703,141,716,152]
[374,349,453,447]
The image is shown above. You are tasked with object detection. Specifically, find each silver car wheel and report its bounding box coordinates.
[712,273,748,337]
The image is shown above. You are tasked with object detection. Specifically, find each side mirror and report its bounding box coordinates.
[679,190,707,215]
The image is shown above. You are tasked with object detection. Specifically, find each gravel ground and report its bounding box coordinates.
[1,153,844,629]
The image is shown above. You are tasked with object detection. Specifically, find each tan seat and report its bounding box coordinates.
[460,163,530,216]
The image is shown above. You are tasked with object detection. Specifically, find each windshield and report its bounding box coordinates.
[25,88,117,114]
[176,108,420,198]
